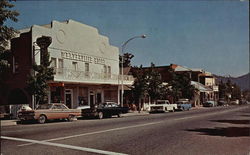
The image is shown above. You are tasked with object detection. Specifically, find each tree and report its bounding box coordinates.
[168,68,195,102]
[26,36,54,106]
[0,0,19,95]
[131,65,148,106]
[146,63,166,103]
[119,52,134,68]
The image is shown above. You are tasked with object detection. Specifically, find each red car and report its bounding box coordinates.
[18,103,81,124]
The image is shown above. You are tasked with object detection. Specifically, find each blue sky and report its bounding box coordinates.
[7,0,249,77]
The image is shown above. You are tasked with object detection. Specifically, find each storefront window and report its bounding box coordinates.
[78,87,88,106]
[51,87,62,103]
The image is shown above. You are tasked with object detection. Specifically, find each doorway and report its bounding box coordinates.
[65,89,73,108]
[89,91,94,106]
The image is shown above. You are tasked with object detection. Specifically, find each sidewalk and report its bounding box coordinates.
[1,119,18,127]
[121,110,149,117]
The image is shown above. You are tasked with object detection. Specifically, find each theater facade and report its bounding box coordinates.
[3,20,133,111]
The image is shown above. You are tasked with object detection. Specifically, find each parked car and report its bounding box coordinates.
[218,99,228,106]
[81,102,129,119]
[230,100,239,105]
[203,101,217,107]
[176,99,192,111]
[149,100,177,113]
[77,105,90,110]
[17,103,81,124]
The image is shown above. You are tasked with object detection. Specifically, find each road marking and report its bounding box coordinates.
[18,121,163,147]
[1,136,128,155]
[18,106,246,147]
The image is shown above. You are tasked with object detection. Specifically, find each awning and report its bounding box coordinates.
[191,81,213,92]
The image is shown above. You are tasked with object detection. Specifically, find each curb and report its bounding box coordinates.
[1,120,17,127]
[121,111,149,117]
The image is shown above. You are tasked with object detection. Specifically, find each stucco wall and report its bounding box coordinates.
[31,20,119,81]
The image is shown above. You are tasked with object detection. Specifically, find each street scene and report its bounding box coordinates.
[0,0,249,155]
[1,105,250,155]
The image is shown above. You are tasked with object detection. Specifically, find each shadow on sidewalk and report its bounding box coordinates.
[186,127,250,137]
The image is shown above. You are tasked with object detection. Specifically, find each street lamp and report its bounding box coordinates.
[120,35,146,107]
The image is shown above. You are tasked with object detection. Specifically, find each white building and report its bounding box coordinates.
[5,19,133,109]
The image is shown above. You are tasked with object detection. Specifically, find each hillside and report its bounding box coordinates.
[215,73,250,91]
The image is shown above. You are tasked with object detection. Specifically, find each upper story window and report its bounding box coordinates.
[12,56,19,74]
[72,61,78,71]
[108,66,111,74]
[58,59,63,74]
[51,57,57,68]
[103,65,107,74]
[58,59,63,69]
[85,63,90,77]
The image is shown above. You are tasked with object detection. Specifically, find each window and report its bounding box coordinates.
[85,63,89,77]
[72,61,77,70]
[58,59,63,68]
[108,66,111,74]
[51,57,57,68]
[108,66,111,78]
[103,65,107,74]
[58,59,63,74]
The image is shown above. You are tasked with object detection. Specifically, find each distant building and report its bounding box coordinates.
[131,64,219,108]
[1,20,133,115]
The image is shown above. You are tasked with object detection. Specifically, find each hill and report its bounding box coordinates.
[215,73,250,91]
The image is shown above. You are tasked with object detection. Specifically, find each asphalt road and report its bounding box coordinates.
[1,105,250,155]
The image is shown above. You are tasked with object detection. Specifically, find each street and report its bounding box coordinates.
[1,105,250,155]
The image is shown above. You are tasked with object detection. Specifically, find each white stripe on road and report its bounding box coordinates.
[18,106,246,147]
[1,136,128,155]
[18,121,163,147]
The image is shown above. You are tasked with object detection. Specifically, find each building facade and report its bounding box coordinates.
[1,20,133,113]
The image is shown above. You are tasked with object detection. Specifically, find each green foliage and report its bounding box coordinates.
[0,0,19,94]
[119,53,134,67]
[0,0,19,51]
[167,68,195,102]
[146,63,166,103]
[131,63,195,104]
[131,65,148,104]
[219,79,241,100]
[26,41,54,105]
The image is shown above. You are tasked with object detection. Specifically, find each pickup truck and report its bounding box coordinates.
[81,102,129,119]
[149,100,177,113]
[176,99,192,111]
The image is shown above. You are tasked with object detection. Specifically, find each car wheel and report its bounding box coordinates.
[117,113,121,118]
[38,115,47,124]
[98,112,103,119]
[68,115,75,122]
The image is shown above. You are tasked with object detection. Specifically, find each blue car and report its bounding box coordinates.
[176,99,192,111]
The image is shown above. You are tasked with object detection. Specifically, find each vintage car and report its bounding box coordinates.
[176,99,192,111]
[149,100,177,113]
[203,101,217,107]
[81,102,129,119]
[17,103,81,124]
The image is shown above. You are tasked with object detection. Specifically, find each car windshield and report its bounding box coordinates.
[37,104,52,109]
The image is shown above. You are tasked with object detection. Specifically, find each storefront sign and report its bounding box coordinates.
[61,51,105,65]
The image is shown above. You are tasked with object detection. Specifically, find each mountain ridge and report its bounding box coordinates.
[215,73,250,91]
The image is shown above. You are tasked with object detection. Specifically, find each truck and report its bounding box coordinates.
[149,100,177,113]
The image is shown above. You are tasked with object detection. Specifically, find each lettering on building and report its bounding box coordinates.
[61,51,105,65]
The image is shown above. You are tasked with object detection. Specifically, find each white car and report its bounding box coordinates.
[149,100,177,113]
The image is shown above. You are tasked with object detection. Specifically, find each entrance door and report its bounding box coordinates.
[65,89,73,109]
[89,91,95,107]
[96,93,102,104]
